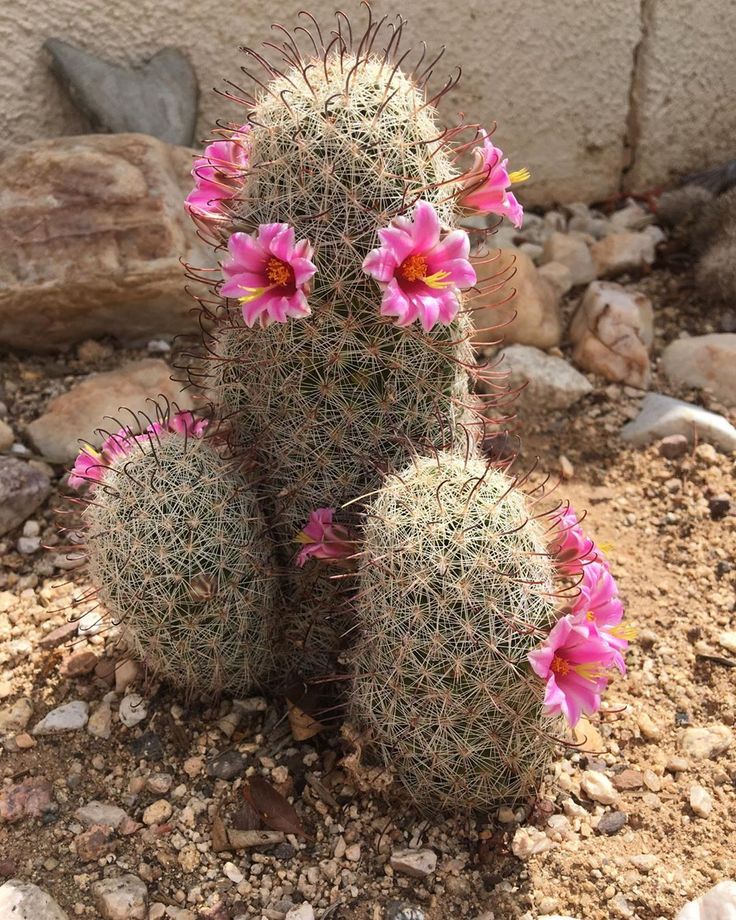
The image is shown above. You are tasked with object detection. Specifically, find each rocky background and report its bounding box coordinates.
[0,128,735,920]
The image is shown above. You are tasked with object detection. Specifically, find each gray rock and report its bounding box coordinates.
[596,810,628,835]
[207,750,247,780]
[91,874,148,920]
[501,345,593,411]
[389,848,437,879]
[386,905,425,920]
[74,801,127,830]
[621,394,736,452]
[0,880,68,919]
[541,232,596,286]
[27,359,192,464]
[661,333,736,406]
[45,40,197,146]
[32,700,89,735]
[610,201,653,232]
[119,693,148,728]
[0,458,51,537]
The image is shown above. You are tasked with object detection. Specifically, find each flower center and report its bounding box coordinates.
[400,253,429,282]
[266,257,293,288]
[551,655,570,677]
[586,610,596,621]
[508,167,531,185]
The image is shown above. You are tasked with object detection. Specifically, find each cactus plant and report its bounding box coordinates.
[77,412,277,698]
[349,451,561,812]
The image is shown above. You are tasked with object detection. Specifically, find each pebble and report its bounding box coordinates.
[32,700,89,735]
[60,650,98,678]
[0,880,68,920]
[511,825,553,859]
[389,847,436,878]
[91,874,148,920]
[37,620,77,649]
[621,393,736,452]
[581,770,619,805]
[0,419,14,453]
[17,535,41,554]
[207,749,246,780]
[114,659,139,693]
[345,843,361,862]
[666,756,690,773]
[596,811,628,835]
[0,458,51,537]
[385,905,425,920]
[223,862,244,884]
[676,881,736,920]
[689,785,713,818]
[75,824,116,861]
[119,693,148,727]
[637,711,661,741]
[709,494,732,520]
[0,697,34,733]
[718,631,736,655]
[142,799,172,826]
[613,769,644,791]
[75,801,127,829]
[285,904,315,920]
[0,777,53,822]
[630,854,658,873]
[659,434,690,459]
[130,731,163,761]
[146,773,173,795]
[87,701,112,739]
[680,725,733,760]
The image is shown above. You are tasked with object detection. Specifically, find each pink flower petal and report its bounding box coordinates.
[410,200,441,251]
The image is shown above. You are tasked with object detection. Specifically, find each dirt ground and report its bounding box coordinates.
[0,246,734,920]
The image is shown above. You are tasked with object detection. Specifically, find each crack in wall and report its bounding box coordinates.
[621,0,655,193]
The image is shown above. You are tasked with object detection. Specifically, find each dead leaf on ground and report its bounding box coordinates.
[211,812,230,853]
[287,698,326,741]
[244,775,308,839]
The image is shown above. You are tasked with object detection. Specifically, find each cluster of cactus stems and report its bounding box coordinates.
[65,8,631,812]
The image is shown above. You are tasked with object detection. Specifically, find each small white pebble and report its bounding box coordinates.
[689,784,712,818]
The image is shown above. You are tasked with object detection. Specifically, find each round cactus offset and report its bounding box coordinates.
[349,452,560,813]
[80,419,277,698]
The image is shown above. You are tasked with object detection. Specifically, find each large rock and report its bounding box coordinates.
[570,281,654,387]
[0,880,68,919]
[500,345,593,410]
[590,232,656,277]
[45,40,198,147]
[676,881,736,920]
[621,393,736,452]
[0,133,214,351]
[472,248,561,349]
[541,232,596,286]
[0,458,51,536]
[27,359,192,464]
[661,333,736,406]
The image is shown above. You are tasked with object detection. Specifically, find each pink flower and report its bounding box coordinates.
[220,224,317,327]
[185,126,251,219]
[528,614,617,727]
[548,506,599,575]
[165,411,209,439]
[459,131,529,228]
[362,200,476,332]
[571,561,633,673]
[68,413,208,490]
[295,508,354,566]
[68,444,106,489]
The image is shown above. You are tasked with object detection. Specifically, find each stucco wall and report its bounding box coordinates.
[0,0,733,204]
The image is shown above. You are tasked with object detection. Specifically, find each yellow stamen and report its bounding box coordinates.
[598,541,615,555]
[81,443,102,458]
[295,530,313,545]
[237,285,269,304]
[609,624,638,641]
[422,269,453,290]
[571,661,609,681]
[509,167,530,185]
[585,610,596,622]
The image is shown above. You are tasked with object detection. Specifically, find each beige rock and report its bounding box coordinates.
[26,359,192,464]
[570,281,654,387]
[718,631,736,655]
[0,698,33,734]
[661,334,736,406]
[389,848,437,878]
[541,232,596,286]
[637,711,662,741]
[142,799,172,826]
[0,419,13,452]
[590,231,656,277]
[0,133,214,351]
[680,725,733,760]
[538,260,574,297]
[501,345,593,411]
[511,825,553,859]
[92,874,148,920]
[581,770,619,805]
[472,248,561,349]
[675,881,736,920]
[689,784,712,818]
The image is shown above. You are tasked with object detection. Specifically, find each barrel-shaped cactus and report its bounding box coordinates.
[349,452,559,812]
[77,414,278,698]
